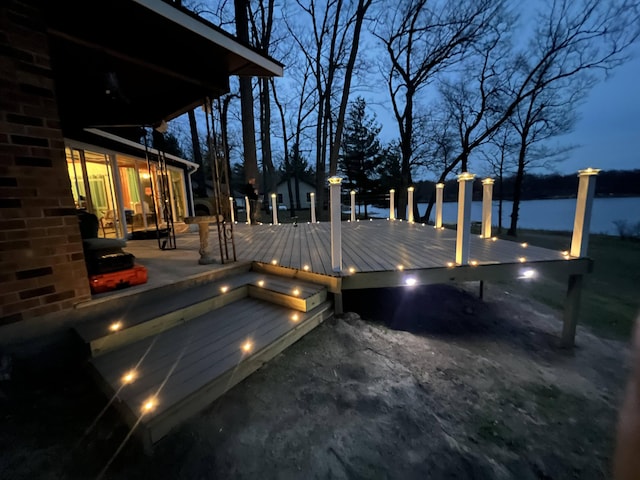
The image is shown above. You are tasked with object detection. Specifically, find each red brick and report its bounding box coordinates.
[26,217,62,228]
[1,277,38,294]
[1,298,40,316]
[25,303,60,318]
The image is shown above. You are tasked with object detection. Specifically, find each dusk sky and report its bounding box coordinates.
[370,46,640,177]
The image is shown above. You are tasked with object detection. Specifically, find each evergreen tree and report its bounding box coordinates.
[339,97,382,204]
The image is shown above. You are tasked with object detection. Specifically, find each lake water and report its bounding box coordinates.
[365,197,640,235]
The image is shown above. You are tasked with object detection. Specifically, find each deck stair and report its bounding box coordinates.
[74,266,332,448]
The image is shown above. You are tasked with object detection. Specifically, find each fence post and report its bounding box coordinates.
[350,190,356,222]
[310,192,316,223]
[455,172,475,265]
[329,176,343,272]
[245,195,250,224]
[435,183,444,228]
[407,186,415,223]
[271,193,278,225]
[229,197,235,223]
[481,178,494,238]
[389,189,395,220]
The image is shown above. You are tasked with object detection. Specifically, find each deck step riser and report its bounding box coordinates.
[247,285,327,312]
[90,286,249,357]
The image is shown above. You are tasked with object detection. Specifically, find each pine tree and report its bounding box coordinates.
[339,97,382,209]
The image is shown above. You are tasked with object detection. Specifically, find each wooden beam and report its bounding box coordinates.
[561,274,584,348]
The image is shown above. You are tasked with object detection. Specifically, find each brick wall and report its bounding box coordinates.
[0,0,91,329]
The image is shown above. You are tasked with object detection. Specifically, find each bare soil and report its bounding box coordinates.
[0,283,632,479]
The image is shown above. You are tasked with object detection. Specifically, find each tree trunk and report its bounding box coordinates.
[259,78,276,202]
[234,0,259,191]
[508,137,528,236]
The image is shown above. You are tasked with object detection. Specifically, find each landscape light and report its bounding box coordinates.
[405,277,417,286]
[491,237,498,242]
[520,269,536,279]
[242,340,253,353]
[292,288,300,296]
[397,265,404,271]
[220,286,229,293]
[446,262,455,267]
[518,257,527,263]
[109,322,122,332]
[470,260,478,266]
[258,280,265,287]
[303,265,310,271]
[348,267,356,274]
[271,259,278,265]
[291,313,299,322]
[521,242,528,248]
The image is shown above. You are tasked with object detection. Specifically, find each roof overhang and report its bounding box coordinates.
[44,0,283,132]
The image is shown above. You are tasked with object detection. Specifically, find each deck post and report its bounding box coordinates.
[310,192,316,223]
[389,189,395,220]
[271,193,278,225]
[456,172,476,265]
[562,274,583,348]
[435,183,444,228]
[350,190,356,222]
[245,195,250,224]
[407,186,415,223]
[570,168,600,258]
[481,178,494,238]
[229,197,235,223]
[329,176,343,272]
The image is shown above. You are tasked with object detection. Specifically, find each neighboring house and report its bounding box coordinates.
[275,179,316,210]
[0,0,282,338]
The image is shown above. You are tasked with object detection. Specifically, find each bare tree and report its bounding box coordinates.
[507,84,581,235]
[374,0,505,219]
[422,0,640,224]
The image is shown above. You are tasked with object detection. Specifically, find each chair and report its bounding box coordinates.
[100,210,116,237]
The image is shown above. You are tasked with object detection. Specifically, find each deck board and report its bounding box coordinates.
[232,220,574,276]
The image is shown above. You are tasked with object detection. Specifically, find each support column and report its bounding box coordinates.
[245,195,251,224]
[562,274,583,348]
[389,189,395,220]
[481,178,494,238]
[310,192,316,223]
[407,186,415,223]
[229,197,235,223]
[570,168,600,258]
[329,177,343,273]
[271,193,278,225]
[455,172,475,265]
[435,183,444,228]
[350,190,356,222]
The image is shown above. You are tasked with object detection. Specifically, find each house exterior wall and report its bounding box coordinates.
[276,181,316,210]
[0,1,91,328]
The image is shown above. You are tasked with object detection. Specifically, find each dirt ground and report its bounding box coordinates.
[0,283,634,479]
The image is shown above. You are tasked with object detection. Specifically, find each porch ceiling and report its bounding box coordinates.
[45,0,283,131]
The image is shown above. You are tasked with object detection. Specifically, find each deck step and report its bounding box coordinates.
[89,298,333,447]
[75,270,328,357]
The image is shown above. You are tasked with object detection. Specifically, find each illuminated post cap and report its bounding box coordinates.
[350,190,356,195]
[390,188,395,193]
[436,183,444,189]
[271,193,276,198]
[457,172,476,182]
[578,167,601,176]
[407,186,415,192]
[482,178,495,185]
[328,176,343,185]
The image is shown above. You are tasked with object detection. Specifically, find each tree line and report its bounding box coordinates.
[163,0,639,236]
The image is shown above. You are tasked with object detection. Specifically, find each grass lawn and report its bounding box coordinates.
[494,229,640,340]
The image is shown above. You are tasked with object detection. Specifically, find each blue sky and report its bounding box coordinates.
[557,47,640,174]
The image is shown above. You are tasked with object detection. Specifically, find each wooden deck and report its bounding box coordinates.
[230,220,592,287]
